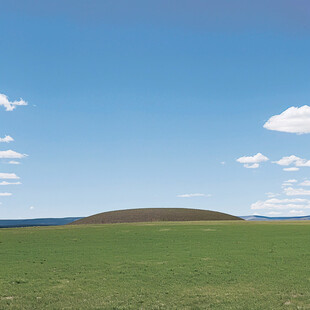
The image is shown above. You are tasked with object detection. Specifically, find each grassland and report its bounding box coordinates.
[1,221,310,309]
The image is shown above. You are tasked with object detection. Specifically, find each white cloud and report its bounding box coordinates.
[0,181,21,185]
[177,193,210,198]
[284,187,310,196]
[8,161,20,165]
[289,210,305,215]
[29,206,35,210]
[0,150,27,159]
[282,180,297,187]
[283,167,299,172]
[251,198,310,210]
[0,193,12,196]
[285,179,297,183]
[0,173,20,179]
[300,180,310,186]
[273,155,300,166]
[244,163,259,169]
[220,161,226,165]
[264,105,310,134]
[0,135,14,143]
[0,93,28,111]
[237,153,268,168]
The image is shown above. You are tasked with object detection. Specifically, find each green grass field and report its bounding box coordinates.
[1,221,310,309]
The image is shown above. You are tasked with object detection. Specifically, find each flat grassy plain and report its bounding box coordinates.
[1,221,310,309]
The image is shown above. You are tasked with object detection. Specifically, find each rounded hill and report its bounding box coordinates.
[71,208,243,225]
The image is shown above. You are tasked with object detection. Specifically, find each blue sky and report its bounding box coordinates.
[1,1,310,218]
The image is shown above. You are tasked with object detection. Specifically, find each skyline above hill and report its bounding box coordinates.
[1,1,310,218]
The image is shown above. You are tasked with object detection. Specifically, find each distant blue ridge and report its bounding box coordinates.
[241,215,310,221]
[1,215,309,228]
[0,217,83,228]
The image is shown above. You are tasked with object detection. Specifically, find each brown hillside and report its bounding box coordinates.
[70,208,243,225]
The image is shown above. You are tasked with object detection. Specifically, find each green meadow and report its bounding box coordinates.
[1,221,310,309]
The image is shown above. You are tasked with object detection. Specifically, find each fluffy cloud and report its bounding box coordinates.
[0,193,12,196]
[177,193,210,198]
[284,187,310,196]
[8,161,20,165]
[273,155,310,171]
[0,135,14,143]
[264,105,310,134]
[0,94,28,111]
[0,150,27,159]
[0,181,21,185]
[237,153,269,168]
[0,173,20,179]
[251,198,310,210]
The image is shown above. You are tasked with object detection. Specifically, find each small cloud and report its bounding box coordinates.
[286,179,297,183]
[265,192,280,198]
[251,198,310,210]
[264,105,310,134]
[220,161,226,165]
[268,211,282,215]
[0,173,20,179]
[29,206,35,210]
[244,163,259,169]
[0,150,27,159]
[274,155,310,170]
[283,167,299,172]
[0,93,28,111]
[0,192,12,196]
[177,193,210,198]
[8,161,20,165]
[0,181,21,185]
[282,180,297,187]
[289,210,305,215]
[284,187,310,196]
[0,135,14,143]
[299,180,310,186]
[237,153,269,168]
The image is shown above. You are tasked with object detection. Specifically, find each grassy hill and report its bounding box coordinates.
[1,221,310,309]
[70,208,242,225]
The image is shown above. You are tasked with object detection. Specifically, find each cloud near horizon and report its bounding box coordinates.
[264,106,310,134]
[0,93,28,111]
[251,198,310,210]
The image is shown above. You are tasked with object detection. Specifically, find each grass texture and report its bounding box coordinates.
[1,221,310,309]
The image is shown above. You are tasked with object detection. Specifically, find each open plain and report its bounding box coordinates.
[1,221,310,309]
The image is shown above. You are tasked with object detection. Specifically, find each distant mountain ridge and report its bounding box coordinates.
[2,213,309,228]
[0,217,83,228]
[241,215,310,221]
